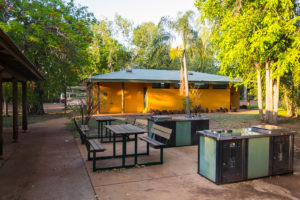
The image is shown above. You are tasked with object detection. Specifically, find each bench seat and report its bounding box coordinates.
[138,124,172,165]
[88,139,106,152]
[87,139,106,172]
[139,136,164,148]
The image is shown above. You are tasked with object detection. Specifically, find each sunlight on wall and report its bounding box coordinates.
[93,82,240,113]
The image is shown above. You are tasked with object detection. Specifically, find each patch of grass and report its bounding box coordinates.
[3,112,66,127]
[207,113,259,121]
[250,105,259,109]
[203,113,260,129]
[278,119,299,124]
[278,108,300,117]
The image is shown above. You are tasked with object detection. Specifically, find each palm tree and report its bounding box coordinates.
[171,11,196,115]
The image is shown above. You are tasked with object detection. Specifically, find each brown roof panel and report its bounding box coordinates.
[0,28,44,81]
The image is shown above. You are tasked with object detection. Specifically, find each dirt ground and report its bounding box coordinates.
[1,109,299,200]
[78,110,300,200]
[0,118,96,200]
[78,136,300,200]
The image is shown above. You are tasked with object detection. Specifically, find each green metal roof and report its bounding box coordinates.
[88,69,238,84]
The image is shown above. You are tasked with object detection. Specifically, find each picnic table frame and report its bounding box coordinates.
[93,116,117,142]
[92,124,148,170]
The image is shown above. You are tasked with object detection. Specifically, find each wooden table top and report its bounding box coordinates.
[105,124,146,135]
[93,116,117,122]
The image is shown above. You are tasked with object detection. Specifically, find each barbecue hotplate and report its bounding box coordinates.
[201,128,261,139]
[151,115,172,121]
[211,129,233,134]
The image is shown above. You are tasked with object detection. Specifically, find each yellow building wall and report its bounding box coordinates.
[93,82,240,113]
[190,84,230,110]
[145,83,185,111]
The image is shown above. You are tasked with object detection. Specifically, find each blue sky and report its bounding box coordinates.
[73,0,197,25]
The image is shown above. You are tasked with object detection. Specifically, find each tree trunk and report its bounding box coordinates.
[183,50,190,115]
[109,49,113,72]
[247,88,250,109]
[265,62,270,123]
[244,86,247,101]
[269,69,274,122]
[256,63,264,121]
[265,61,274,123]
[273,76,280,124]
[179,58,185,96]
[268,70,274,123]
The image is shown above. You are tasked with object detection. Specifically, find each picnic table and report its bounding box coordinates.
[89,123,171,171]
[103,124,146,169]
[93,116,117,142]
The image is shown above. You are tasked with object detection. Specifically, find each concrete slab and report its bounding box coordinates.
[78,132,300,200]
[0,118,96,200]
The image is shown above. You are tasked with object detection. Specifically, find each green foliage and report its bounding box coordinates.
[195,0,300,86]
[0,0,95,112]
[132,21,172,68]
[83,20,131,78]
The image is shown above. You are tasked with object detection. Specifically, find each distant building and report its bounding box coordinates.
[87,69,240,114]
[296,0,300,16]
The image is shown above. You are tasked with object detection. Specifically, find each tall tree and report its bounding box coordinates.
[0,0,95,112]
[170,11,197,115]
[196,0,300,123]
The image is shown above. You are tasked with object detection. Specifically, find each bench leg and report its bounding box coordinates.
[93,151,96,172]
[160,147,163,164]
[138,145,164,166]
[97,121,100,138]
[146,143,149,155]
[87,144,91,161]
[80,134,84,144]
[113,133,116,157]
[122,135,126,167]
[100,122,103,142]
[134,133,138,165]
[108,121,112,142]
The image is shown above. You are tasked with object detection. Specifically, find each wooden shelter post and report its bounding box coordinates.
[22,82,27,131]
[0,72,3,157]
[12,78,18,142]
[97,82,100,114]
[121,82,124,113]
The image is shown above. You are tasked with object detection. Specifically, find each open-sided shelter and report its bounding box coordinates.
[0,28,44,157]
[87,69,240,114]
